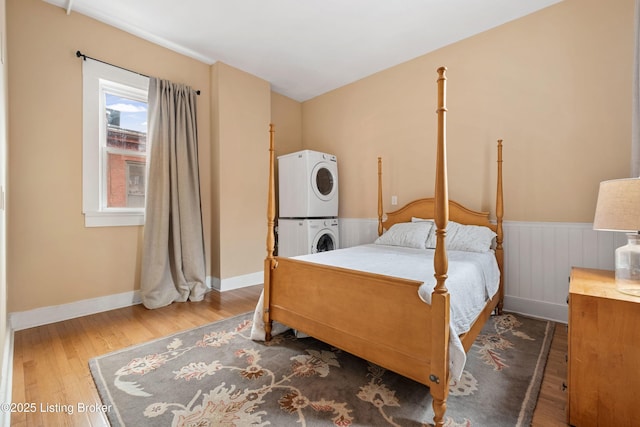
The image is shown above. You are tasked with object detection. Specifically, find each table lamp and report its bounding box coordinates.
[593,178,640,296]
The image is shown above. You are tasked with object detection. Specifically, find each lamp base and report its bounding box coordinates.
[615,233,640,297]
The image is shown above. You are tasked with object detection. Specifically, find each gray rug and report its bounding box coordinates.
[89,312,554,426]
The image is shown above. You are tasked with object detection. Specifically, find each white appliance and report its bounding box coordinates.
[277,219,340,257]
[278,150,338,218]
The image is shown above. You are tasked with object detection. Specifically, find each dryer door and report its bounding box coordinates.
[311,162,337,201]
[311,229,337,253]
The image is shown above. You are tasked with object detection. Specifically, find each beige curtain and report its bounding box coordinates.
[140,77,207,309]
[633,0,640,177]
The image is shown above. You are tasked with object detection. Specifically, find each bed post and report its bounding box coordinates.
[431,66,451,427]
[495,139,504,314]
[378,157,384,236]
[263,123,276,341]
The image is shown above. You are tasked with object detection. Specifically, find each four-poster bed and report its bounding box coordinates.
[259,67,504,426]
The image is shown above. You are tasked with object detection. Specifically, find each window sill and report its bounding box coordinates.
[84,211,144,227]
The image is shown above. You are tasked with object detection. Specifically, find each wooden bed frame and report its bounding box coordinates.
[262,67,504,426]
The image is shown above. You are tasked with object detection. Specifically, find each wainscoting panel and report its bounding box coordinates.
[503,221,626,323]
[339,218,627,323]
[338,218,379,248]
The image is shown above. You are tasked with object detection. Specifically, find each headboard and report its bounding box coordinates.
[381,198,496,232]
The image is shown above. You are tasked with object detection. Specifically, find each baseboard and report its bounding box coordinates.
[9,290,142,331]
[0,327,13,427]
[211,271,263,292]
[8,271,263,331]
[504,295,568,324]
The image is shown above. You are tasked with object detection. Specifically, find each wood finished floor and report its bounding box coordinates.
[11,286,568,426]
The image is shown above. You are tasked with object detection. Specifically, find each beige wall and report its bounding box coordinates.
[271,92,303,157]
[7,0,212,311]
[208,75,302,283]
[212,63,271,280]
[209,64,221,281]
[302,0,634,223]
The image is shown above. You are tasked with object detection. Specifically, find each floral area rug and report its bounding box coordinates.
[89,312,554,426]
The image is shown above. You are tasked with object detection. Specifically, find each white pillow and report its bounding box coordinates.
[425,221,461,249]
[411,217,433,223]
[412,217,435,244]
[425,220,496,252]
[374,221,432,249]
[449,224,496,252]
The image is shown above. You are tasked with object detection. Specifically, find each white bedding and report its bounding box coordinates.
[251,243,500,381]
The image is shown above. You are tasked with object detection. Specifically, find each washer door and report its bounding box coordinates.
[311,162,337,201]
[311,229,337,253]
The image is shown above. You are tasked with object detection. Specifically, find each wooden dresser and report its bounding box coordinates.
[567,267,640,427]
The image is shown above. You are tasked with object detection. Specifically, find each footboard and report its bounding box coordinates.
[269,256,434,385]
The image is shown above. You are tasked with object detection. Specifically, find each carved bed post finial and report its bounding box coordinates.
[496,139,504,314]
[378,157,383,236]
[263,123,276,340]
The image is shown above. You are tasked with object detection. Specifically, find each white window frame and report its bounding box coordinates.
[82,60,149,227]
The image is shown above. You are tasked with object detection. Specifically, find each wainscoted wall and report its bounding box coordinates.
[503,221,626,323]
[339,219,627,324]
[338,218,381,249]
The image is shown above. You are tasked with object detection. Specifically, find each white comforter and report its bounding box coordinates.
[251,243,500,381]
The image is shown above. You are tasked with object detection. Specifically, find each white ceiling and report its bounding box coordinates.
[46,0,562,101]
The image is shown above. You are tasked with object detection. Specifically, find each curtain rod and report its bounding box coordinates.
[75,50,201,95]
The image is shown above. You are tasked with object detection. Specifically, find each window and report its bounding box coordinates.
[82,60,149,227]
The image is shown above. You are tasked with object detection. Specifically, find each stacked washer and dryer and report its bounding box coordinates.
[277,150,340,257]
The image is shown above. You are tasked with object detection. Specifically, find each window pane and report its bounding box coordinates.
[105,93,147,153]
[107,153,146,208]
[103,92,147,209]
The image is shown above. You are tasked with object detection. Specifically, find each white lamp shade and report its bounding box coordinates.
[593,178,640,232]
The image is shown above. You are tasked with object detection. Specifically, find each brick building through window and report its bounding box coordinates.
[106,123,146,208]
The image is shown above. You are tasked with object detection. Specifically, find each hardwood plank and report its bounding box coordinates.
[532,323,568,426]
[11,286,569,426]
